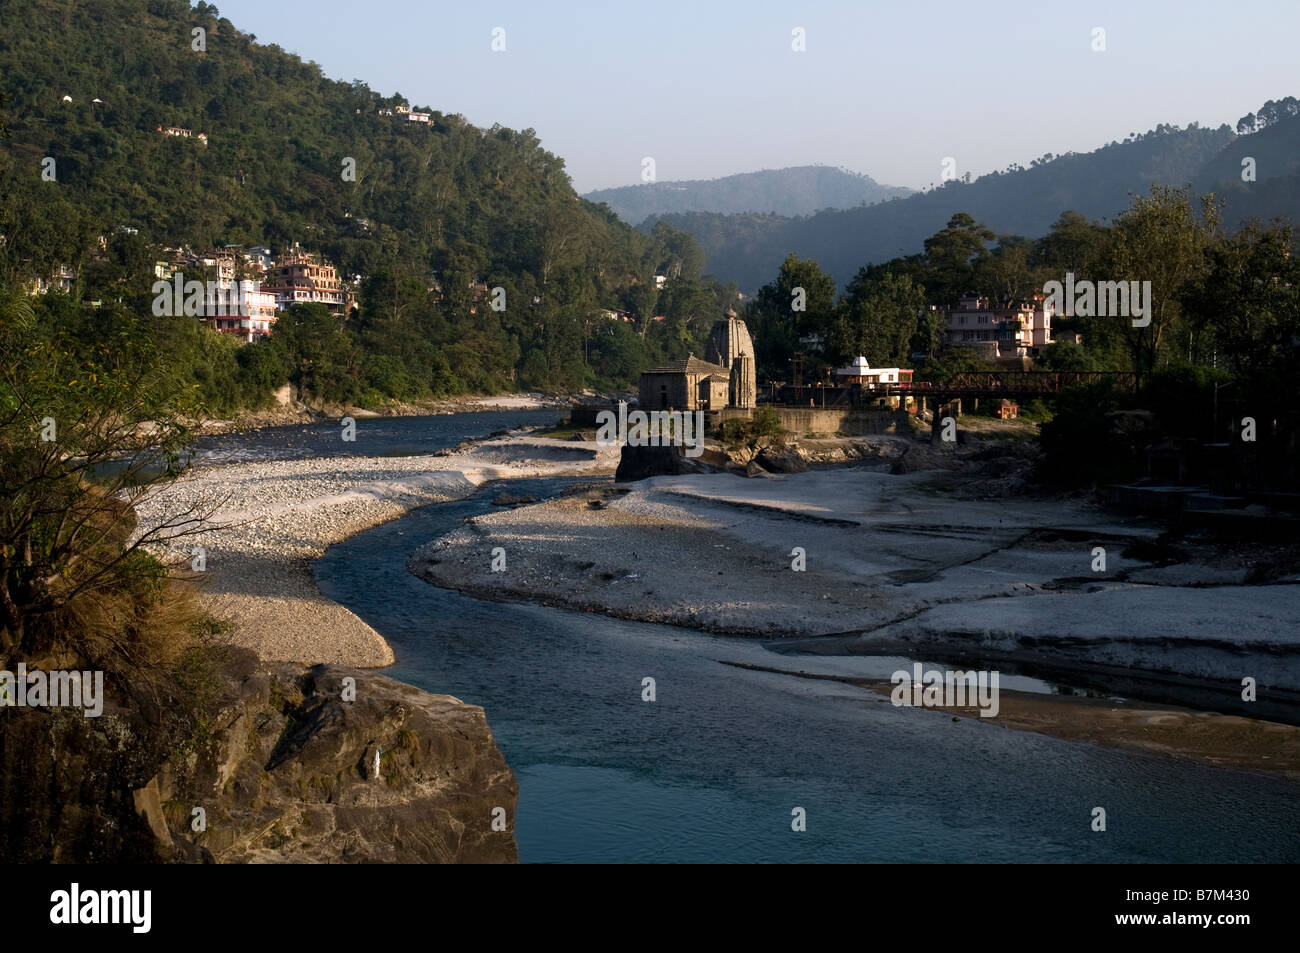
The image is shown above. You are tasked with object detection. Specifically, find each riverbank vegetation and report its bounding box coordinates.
[742,188,1300,488]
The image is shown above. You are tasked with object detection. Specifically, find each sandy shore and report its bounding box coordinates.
[135,432,619,667]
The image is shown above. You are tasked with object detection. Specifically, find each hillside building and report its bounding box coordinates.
[262,246,347,315]
[938,294,1053,358]
[203,279,279,342]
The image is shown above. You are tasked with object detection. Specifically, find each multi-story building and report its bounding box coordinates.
[938,294,1053,359]
[261,246,347,315]
[28,264,78,295]
[203,279,279,342]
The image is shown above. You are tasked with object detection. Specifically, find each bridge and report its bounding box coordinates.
[885,370,1137,401]
[772,371,1137,407]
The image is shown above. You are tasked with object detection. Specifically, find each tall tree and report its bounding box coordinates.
[1108,186,1218,379]
[831,270,925,367]
[922,213,995,302]
[747,253,835,379]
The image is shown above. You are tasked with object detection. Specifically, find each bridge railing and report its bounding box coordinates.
[880,371,1136,397]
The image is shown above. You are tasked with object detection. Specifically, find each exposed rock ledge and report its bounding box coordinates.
[161,663,518,863]
[1,661,518,863]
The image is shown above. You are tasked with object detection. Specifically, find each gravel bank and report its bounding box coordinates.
[135,433,619,667]
[410,467,1300,692]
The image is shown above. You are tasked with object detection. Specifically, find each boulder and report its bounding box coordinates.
[757,448,809,473]
[616,444,704,481]
[891,445,965,474]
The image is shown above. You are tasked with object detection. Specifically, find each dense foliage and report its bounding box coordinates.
[0,0,736,406]
[740,187,1299,488]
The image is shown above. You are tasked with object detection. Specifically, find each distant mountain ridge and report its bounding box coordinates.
[650,112,1300,292]
[582,165,912,222]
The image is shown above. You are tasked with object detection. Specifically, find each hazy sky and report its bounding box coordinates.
[212,0,1298,194]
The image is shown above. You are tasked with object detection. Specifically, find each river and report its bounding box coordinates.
[291,415,1300,863]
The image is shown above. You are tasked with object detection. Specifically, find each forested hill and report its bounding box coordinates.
[654,117,1300,291]
[0,0,655,283]
[582,165,912,222]
[0,0,732,398]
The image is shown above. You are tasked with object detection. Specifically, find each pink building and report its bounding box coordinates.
[262,246,347,315]
[939,294,1052,358]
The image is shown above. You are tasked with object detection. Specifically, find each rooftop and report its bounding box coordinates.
[644,354,731,377]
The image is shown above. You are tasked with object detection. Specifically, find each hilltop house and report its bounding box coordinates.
[27,264,78,295]
[158,125,208,145]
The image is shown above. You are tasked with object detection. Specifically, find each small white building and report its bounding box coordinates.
[834,356,913,386]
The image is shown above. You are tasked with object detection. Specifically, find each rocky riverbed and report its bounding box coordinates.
[411,463,1300,696]
[134,431,619,667]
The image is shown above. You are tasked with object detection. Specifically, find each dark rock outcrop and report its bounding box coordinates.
[0,686,180,863]
[756,449,809,473]
[160,664,518,863]
[615,444,712,482]
[0,660,518,863]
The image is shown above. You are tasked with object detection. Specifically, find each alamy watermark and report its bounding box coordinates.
[50,883,150,933]
[152,272,254,317]
[0,663,104,717]
[1042,272,1151,327]
[595,401,705,458]
[890,663,999,717]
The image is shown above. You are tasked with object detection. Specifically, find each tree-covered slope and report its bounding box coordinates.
[656,122,1241,291]
[0,0,739,400]
[0,0,653,289]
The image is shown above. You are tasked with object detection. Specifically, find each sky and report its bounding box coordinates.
[211,0,1300,195]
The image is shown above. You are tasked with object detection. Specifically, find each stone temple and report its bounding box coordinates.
[638,308,757,411]
[705,307,757,409]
